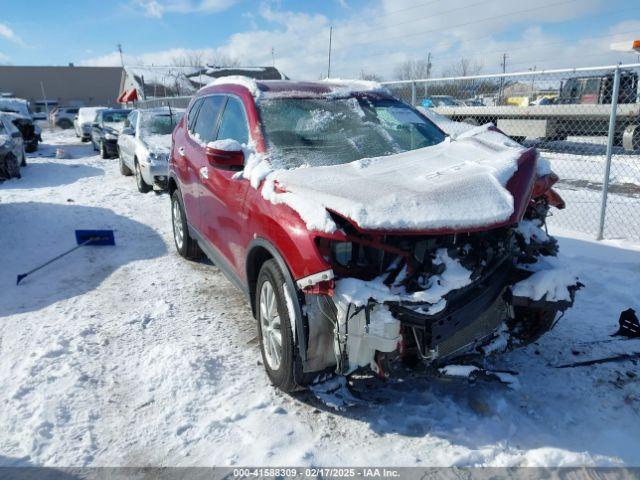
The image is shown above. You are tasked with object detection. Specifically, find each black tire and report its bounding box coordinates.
[57,119,73,129]
[171,190,201,260]
[256,259,297,393]
[25,142,37,153]
[119,156,133,176]
[99,141,108,159]
[135,160,151,193]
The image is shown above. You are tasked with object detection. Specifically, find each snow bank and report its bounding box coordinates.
[262,128,526,233]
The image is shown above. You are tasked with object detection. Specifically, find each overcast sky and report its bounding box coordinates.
[1,0,639,79]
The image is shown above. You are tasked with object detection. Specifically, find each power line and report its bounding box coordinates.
[347,0,492,38]
[351,9,640,72]
[344,0,581,50]
[378,0,448,17]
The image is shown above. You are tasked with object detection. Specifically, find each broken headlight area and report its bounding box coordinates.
[303,192,581,378]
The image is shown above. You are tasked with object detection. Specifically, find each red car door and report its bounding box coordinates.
[198,95,252,277]
[180,95,226,232]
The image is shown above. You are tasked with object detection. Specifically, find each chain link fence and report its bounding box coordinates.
[131,64,640,242]
[383,64,640,242]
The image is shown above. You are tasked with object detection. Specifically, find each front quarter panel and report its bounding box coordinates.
[244,187,330,283]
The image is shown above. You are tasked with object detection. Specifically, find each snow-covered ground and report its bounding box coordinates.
[1,130,639,467]
[530,136,640,241]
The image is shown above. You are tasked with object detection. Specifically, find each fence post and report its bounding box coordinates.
[597,65,621,240]
[411,81,417,106]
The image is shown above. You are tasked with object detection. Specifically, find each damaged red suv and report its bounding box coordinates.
[169,78,580,392]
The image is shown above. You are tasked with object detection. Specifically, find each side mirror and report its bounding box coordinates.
[121,126,134,136]
[205,143,244,170]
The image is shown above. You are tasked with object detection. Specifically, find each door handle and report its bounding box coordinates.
[178,146,186,157]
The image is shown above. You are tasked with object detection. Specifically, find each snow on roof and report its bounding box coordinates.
[321,78,390,97]
[204,75,261,97]
[77,106,107,124]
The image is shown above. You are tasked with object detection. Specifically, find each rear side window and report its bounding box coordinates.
[217,96,249,144]
[187,98,204,133]
[192,96,225,144]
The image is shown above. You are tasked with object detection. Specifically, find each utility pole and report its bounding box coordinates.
[424,51,432,95]
[327,26,333,79]
[499,53,507,105]
[117,44,124,67]
[271,47,275,67]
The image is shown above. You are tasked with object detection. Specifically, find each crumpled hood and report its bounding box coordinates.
[264,127,535,233]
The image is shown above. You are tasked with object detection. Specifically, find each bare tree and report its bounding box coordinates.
[394,58,431,81]
[171,52,205,67]
[442,57,483,77]
[170,51,242,68]
[208,53,241,67]
[359,70,383,82]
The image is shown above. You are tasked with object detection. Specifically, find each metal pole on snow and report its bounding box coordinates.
[597,65,621,240]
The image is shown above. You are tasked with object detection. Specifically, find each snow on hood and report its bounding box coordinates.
[261,126,528,233]
[143,134,172,154]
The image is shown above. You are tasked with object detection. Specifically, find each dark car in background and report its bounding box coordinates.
[91,108,131,158]
[0,112,26,181]
[0,97,41,152]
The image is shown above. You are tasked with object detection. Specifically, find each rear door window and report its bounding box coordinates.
[192,96,226,144]
[187,98,204,133]
[217,96,249,144]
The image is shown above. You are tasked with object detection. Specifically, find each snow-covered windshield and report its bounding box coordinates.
[139,112,183,138]
[258,96,445,169]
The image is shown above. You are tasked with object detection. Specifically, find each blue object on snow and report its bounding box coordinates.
[17,229,116,285]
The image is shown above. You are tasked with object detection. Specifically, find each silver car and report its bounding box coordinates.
[74,107,106,141]
[117,107,184,193]
[0,113,26,180]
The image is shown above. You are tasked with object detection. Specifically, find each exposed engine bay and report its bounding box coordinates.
[299,172,582,379]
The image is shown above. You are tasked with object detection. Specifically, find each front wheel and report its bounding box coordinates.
[99,141,108,159]
[119,156,132,176]
[256,260,297,392]
[135,161,151,193]
[171,190,201,260]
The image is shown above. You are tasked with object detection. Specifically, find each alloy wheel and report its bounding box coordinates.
[172,198,184,250]
[259,280,282,370]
